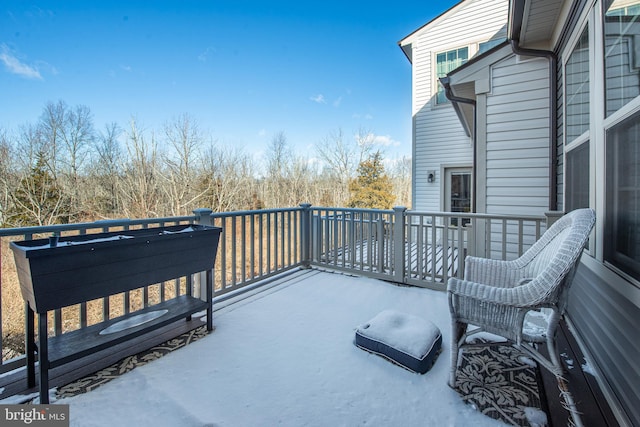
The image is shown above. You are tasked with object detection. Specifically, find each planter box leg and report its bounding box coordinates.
[25,304,35,387]
[38,313,49,404]
[207,269,213,331]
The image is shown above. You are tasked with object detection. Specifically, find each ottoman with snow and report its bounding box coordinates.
[355,310,442,374]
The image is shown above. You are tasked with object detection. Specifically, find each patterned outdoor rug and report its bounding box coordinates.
[453,344,549,427]
[56,326,209,398]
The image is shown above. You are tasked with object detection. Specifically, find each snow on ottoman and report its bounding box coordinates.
[355,310,442,374]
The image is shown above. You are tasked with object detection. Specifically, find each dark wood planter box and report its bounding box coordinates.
[10,224,222,404]
[11,224,222,313]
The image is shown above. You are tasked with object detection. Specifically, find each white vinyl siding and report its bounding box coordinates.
[484,56,550,216]
[409,0,508,211]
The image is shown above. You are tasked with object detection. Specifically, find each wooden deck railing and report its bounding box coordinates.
[0,205,552,380]
[307,206,550,291]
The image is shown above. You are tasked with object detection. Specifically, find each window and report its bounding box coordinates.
[435,47,468,104]
[605,110,640,281]
[565,27,590,142]
[478,38,506,55]
[566,142,590,212]
[604,0,640,117]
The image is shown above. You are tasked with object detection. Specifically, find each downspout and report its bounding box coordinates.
[509,39,559,211]
[440,76,478,213]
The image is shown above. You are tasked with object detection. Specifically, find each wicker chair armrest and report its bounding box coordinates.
[447,277,535,308]
[463,256,522,288]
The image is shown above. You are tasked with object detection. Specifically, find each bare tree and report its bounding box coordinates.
[38,100,66,178]
[0,129,15,225]
[263,131,293,207]
[201,144,257,212]
[87,122,123,217]
[159,114,208,216]
[58,104,95,220]
[118,118,160,218]
[315,128,375,206]
[388,156,412,207]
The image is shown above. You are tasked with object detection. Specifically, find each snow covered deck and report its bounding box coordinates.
[56,269,507,427]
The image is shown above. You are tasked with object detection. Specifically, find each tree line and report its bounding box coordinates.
[0,101,411,227]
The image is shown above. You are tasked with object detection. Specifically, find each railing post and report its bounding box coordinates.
[193,208,214,226]
[393,206,407,283]
[545,211,564,228]
[299,204,312,268]
[193,208,214,299]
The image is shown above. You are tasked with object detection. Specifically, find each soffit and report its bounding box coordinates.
[511,0,568,48]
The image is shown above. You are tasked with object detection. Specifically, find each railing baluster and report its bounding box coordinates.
[518,220,524,257]
[502,220,508,260]
[241,213,247,283]
[231,215,237,287]
[221,217,228,289]
[457,221,464,281]
[54,309,62,336]
[431,215,438,282]
[273,211,279,272]
[250,213,256,280]
[442,218,450,284]
[259,213,264,277]
[267,212,272,275]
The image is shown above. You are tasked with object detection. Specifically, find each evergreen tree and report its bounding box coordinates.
[347,151,395,209]
[7,152,69,226]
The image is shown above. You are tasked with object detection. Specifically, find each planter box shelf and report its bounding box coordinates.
[10,224,222,404]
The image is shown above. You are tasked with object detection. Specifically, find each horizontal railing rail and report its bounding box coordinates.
[0,204,554,394]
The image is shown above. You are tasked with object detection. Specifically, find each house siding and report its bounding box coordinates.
[569,262,640,426]
[552,1,640,424]
[408,0,508,211]
[484,56,550,216]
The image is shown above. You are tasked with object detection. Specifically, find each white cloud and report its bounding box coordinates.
[0,44,42,80]
[120,64,132,72]
[372,134,401,147]
[355,132,401,148]
[310,94,326,104]
[352,113,373,120]
[333,96,342,107]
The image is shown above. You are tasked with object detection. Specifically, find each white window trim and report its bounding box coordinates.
[432,45,474,107]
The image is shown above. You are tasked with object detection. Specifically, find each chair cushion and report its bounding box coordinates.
[355,310,442,374]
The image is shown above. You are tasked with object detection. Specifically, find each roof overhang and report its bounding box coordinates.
[398,0,467,63]
[508,0,572,49]
[444,42,513,135]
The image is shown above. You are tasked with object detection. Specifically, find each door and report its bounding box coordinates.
[444,168,472,225]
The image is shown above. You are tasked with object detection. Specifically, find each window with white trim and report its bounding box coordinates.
[603,0,640,284]
[435,47,468,104]
[566,27,590,142]
[604,0,640,116]
[605,111,640,280]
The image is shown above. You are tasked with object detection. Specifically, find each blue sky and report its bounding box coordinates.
[0,1,458,159]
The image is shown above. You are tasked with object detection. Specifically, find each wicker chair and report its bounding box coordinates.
[447,208,595,426]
